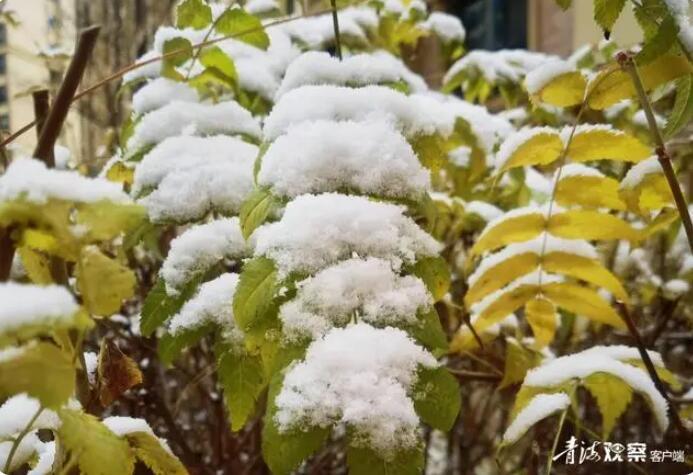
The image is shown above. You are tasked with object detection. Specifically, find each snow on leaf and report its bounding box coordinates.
[503,392,570,444]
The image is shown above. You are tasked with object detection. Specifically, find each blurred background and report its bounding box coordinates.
[0,0,641,166]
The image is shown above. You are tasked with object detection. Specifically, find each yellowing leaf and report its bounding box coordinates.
[126,432,188,475]
[0,342,75,408]
[77,246,136,316]
[470,212,545,256]
[555,174,626,210]
[500,339,543,388]
[588,54,693,109]
[543,252,629,302]
[583,372,632,438]
[530,71,587,107]
[497,132,563,172]
[467,285,538,335]
[76,201,147,241]
[465,253,539,306]
[543,282,625,328]
[105,161,135,186]
[411,256,451,302]
[17,246,53,284]
[525,297,557,348]
[549,210,641,242]
[58,409,135,475]
[569,128,651,163]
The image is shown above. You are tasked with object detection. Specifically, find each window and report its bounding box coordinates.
[0,114,9,131]
[0,55,6,75]
[0,24,6,45]
[0,86,7,104]
[447,0,527,51]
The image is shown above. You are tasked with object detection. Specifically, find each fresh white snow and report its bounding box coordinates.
[0,283,78,335]
[503,393,570,443]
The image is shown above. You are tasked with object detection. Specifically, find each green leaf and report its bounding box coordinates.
[411,256,451,302]
[239,187,276,239]
[554,0,572,10]
[593,0,627,35]
[262,376,329,475]
[140,278,200,337]
[583,372,633,438]
[233,257,278,331]
[199,46,238,87]
[126,432,188,475]
[176,0,212,29]
[217,346,266,431]
[215,8,269,49]
[499,339,543,388]
[636,15,678,65]
[410,308,448,353]
[665,74,693,138]
[161,37,193,80]
[0,342,75,408]
[413,367,460,431]
[58,409,135,475]
[77,246,136,316]
[346,445,424,475]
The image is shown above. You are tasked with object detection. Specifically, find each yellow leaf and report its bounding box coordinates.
[620,173,674,215]
[549,210,641,242]
[471,212,545,256]
[588,54,693,110]
[525,297,557,348]
[625,359,682,391]
[642,208,680,237]
[530,71,587,107]
[465,253,539,306]
[500,339,543,388]
[569,128,651,163]
[543,282,625,328]
[555,174,626,210]
[497,132,563,173]
[17,246,53,284]
[105,161,135,186]
[77,246,136,316]
[467,285,538,335]
[543,252,629,302]
[76,201,147,241]
[583,372,633,438]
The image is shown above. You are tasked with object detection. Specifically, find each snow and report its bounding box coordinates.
[524,59,577,95]
[620,156,661,190]
[445,50,556,84]
[133,135,258,195]
[279,257,432,341]
[132,78,198,115]
[468,233,596,289]
[663,0,693,54]
[263,85,455,141]
[168,273,242,341]
[0,433,41,472]
[103,415,155,437]
[523,347,669,431]
[127,101,261,151]
[448,146,471,167]
[559,163,604,179]
[27,441,55,475]
[161,218,250,295]
[139,158,254,223]
[579,345,665,367]
[494,127,558,171]
[245,0,279,14]
[503,393,570,443]
[422,12,465,43]
[274,324,437,454]
[561,123,615,142]
[383,0,427,18]
[0,395,59,439]
[234,56,281,99]
[53,145,71,170]
[0,283,78,335]
[632,110,665,128]
[476,204,554,246]
[0,344,28,364]
[257,119,430,199]
[83,351,98,385]
[0,158,131,205]
[276,51,427,99]
[152,26,208,53]
[253,193,442,276]
[279,12,370,49]
[525,167,553,195]
[464,201,503,222]
[663,278,690,298]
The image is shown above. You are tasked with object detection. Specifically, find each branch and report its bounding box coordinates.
[617,51,693,254]
[616,301,688,437]
[3,406,43,472]
[330,0,343,60]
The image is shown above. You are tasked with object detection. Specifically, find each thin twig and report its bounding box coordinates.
[447,368,502,382]
[3,406,43,472]
[330,0,342,60]
[617,51,693,254]
[616,301,688,437]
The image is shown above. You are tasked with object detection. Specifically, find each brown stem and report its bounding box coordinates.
[32,90,54,167]
[330,0,342,60]
[617,51,693,254]
[447,368,501,382]
[616,302,688,438]
[33,25,101,160]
